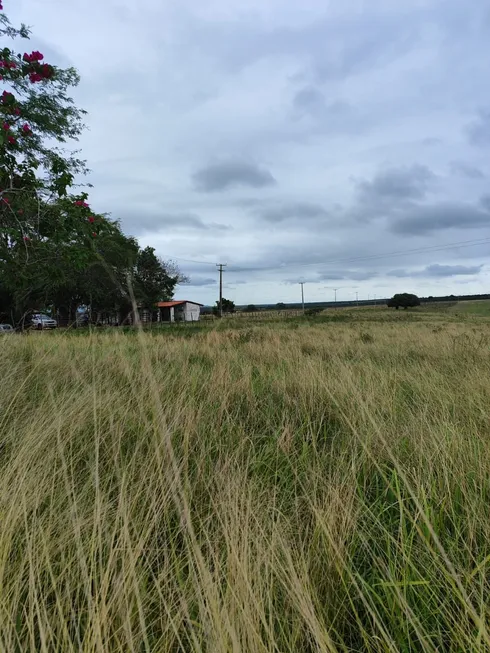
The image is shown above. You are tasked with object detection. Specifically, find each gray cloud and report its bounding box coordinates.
[422,138,443,147]
[467,110,490,147]
[18,0,490,305]
[184,5,423,83]
[480,195,490,211]
[118,211,230,235]
[258,201,329,223]
[390,202,490,235]
[450,161,485,179]
[356,165,435,204]
[320,269,378,282]
[285,269,378,284]
[187,277,217,287]
[424,264,484,277]
[293,86,325,114]
[292,86,350,120]
[388,264,483,278]
[192,161,276,192]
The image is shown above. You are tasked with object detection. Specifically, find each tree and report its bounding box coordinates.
[0,5,191,328]
[0,6,178,327]
[244,304,258,312]
[0,12,87,193]
[134,246,178,308]
[387,293,420,310]
[0,8,95,325]
[275,302,286,310]
[213,298,235,315]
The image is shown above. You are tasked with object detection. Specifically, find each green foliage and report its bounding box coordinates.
[134,246,179,308]
[213,297,235,315]
[304,307,323,316]
[0,7,185,326]
[387,293,421,310]
[244,304,258,312]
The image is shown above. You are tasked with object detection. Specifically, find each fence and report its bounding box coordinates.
[201,309,304,321]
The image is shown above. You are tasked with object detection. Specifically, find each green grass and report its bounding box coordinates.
[450,300,490,316]
[1,312,490,651]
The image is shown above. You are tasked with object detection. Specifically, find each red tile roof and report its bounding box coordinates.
[156,300,203,307]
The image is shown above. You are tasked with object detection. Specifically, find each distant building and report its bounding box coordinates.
[156,300,203,323]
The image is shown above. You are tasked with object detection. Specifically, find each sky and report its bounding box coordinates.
[8,0,490,305]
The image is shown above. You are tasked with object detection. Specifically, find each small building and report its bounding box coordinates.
[156,300,203,323]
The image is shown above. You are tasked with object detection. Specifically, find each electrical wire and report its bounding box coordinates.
[167,235,490,275]
[231,237,490,272]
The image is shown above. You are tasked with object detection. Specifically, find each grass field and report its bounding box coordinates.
[2,309,490,651]
[449,300,490,317]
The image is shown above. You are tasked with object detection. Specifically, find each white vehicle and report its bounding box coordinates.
[31,313,57,330]
[0,324,14,334]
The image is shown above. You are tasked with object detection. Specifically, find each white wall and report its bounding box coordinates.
[183,303,201,322]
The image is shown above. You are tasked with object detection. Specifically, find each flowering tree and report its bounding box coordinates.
[0,4,185,326]
[0,7,137,325]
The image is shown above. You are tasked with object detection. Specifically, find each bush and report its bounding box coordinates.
[305,308,323,316]
[387,293,421,310]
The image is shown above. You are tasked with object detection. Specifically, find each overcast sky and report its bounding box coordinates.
[10,0,490,304]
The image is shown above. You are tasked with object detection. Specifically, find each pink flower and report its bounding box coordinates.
[8,62,16,69]
[41,64,53,79]
[14,107,20,116]
[3,122,10,130]
[23,236,30,242]
[0,76,2,81]
[23,51,44,64]
[29,73,43,83]
[74,200,89,208]
[88,216,95,223]
[0,62,4,69]
[92,232,97,238]
[22,123,31,134]
[7,136,16,144]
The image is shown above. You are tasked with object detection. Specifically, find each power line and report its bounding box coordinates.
[164,255,217,266]
[163,236,490,282]
[230,236,490,273]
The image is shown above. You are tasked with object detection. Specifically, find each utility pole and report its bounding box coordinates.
[355,291,359,307]
[300,282,305,314]
[217,263,227,317]
[333,288,339,306]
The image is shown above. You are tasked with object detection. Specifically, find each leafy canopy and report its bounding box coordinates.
[0,6,185,325]
[387,293,421,310]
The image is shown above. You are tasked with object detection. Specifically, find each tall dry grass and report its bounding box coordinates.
[1,315,490,651]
